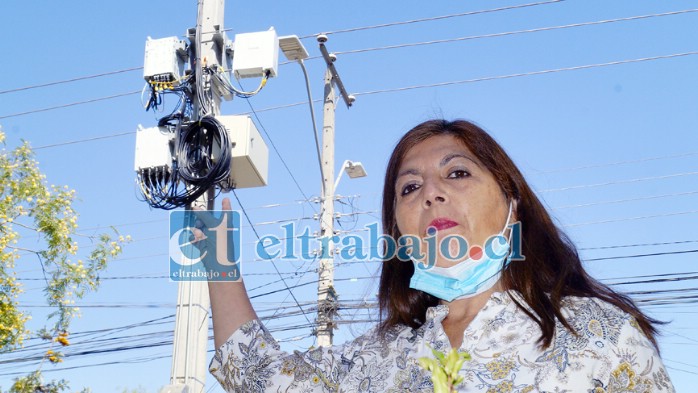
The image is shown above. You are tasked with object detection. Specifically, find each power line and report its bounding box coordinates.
[232,189,312,324]
[579,239,698,252]
[665,366,698,377]
[0,67,143,95]
[0,2,563,100]
[239,88,317,213]
[534,151,698,174]
[552,190,698,210]
[4,12,695,125]
[5,48,692,130]
[565,210,698,228]
[19,54,698,151]
[22,101,313,150]
[609,274,698,286]
[625,287,698,297]
[15,240,698,282]
[603,270,698,282]
[0,286,691,374]
[540,171,698,193]
[299,0,564,39]
[0,90,140,120]
[353,51,698,97]
[32,131,135,150]
[0,354,172,377]
[326,9,698,57]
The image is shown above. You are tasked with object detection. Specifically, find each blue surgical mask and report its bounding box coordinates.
[409,202,514,302]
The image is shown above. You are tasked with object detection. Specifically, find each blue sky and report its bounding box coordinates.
[1,1,697,391]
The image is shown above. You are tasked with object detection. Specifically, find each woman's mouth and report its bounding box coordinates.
[427,218,459,232]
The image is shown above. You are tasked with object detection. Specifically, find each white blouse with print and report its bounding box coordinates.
[210,291,675,392]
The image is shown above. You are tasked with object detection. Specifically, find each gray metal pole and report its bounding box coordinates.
[161,1,224,392]
[316,67,336,348]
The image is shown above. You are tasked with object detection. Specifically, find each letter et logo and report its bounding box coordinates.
[169,210,241,281]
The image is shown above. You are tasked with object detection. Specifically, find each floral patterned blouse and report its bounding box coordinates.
[209,291,675,392]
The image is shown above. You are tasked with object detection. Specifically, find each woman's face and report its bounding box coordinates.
[394,134,511,267]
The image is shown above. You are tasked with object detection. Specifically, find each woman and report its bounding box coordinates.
[207,119,675,392]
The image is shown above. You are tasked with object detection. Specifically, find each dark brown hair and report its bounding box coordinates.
[378,119,661,348]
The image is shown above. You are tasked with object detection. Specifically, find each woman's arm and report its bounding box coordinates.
[191,197,257,349]
[201,198,348,392]
[208,279,257,349]
[206,197,257,349]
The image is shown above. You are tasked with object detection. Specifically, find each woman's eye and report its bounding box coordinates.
[448,169,470,179]
[400,183,419,196]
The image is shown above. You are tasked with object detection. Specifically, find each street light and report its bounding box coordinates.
[279,35,309,61]
[334,160,367,191]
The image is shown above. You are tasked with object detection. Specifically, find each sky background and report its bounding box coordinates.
[1,0,697,391]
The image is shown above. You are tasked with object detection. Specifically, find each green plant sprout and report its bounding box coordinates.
[418,346,471,393]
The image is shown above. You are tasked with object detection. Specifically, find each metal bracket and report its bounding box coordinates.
[319,42,355,109]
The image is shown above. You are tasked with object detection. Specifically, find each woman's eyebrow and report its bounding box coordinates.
[441,152,481,168]
[397,153,480,179]
[397,168,420,179]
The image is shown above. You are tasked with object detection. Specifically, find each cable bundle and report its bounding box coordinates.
[143,74,192,113]
[210,67,271,99]
[177,116,232,190]
[136,117,231,210]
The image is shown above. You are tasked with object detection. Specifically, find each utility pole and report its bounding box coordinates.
[316,36,354,347]
[316,65,336,348]
[161,1,224,392]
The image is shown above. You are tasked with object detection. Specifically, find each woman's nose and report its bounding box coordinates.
[422,179,447,207]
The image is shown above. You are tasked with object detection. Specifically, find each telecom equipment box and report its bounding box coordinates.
[232,29,279,79]
[143,36,187,83]
[216,115,269,188]
[134,125,173,171]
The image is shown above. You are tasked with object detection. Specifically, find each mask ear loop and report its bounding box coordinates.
[501,201,514,243]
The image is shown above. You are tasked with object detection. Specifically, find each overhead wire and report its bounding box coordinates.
[1,1,564,99]
[540,171,698,193]
[14,240,697,282]
[2,5,695,125]
[236,80,318,213]
[0,22,698,119]
[579,239,698,252]
[13,60,698,151]
[32,131,135,150]
[324,9,698,58]
[534,151,698,174]
[353,51,698,97]
[607,274,698,286]
[299,0,565,39]
[552,190,698,210]
[602,270,698,282]
[2,287,693,374]
[232,189,312,325]
[0,66,143,95]
[565,210,698,228]
[0,90,141,120]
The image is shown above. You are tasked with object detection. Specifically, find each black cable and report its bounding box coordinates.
[137,115,232,209]
[176,117,231,186]
[239,84,318,214]
[232,190,313,326]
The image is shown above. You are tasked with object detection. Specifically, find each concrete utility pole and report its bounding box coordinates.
[316,36,353,347]
[316,65,336,348]
[161,1,224,392]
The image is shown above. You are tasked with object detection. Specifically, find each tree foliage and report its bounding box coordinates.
[0,129,129,391]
